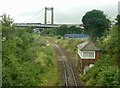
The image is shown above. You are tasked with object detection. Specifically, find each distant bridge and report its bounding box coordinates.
[15,23,59,28]
[15,23,83,28]
[14,7,83,28]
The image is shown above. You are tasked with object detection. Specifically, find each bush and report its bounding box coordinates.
[57,35,61,39]
[97,66,119,86]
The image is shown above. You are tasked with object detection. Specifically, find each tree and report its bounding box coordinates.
[67,26,82,34]
[2,13,15,40]
[42,28,57,36]
[1,14,14,27]
[57,25,68,36]
[115,15,120,26]
[82,9,110,41]
[56,25,83,36]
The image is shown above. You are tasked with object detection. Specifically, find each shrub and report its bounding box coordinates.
[57,35,61,39]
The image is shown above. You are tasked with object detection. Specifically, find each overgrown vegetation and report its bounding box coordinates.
[80,24,119,86]
[2,9,119,86]
[54,14,119,86]
[2,14,60,86]
[55,38,85,54]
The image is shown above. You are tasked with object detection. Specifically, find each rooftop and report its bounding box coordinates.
[77,41,101,51]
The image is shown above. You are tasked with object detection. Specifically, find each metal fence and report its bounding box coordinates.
[64,34,88,38]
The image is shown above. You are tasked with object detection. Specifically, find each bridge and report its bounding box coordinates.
[15,7,57,28]
[15,23,60,28]
[14,7,82,28]
[15,23,82,28]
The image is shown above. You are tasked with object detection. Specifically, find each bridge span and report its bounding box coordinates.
[15,23,60,28]
[15,23,82,28]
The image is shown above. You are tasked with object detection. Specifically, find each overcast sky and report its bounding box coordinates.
[0,0,119,24]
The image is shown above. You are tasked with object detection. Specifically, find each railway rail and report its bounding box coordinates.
[62,58,77,87]
[48,39,78,87]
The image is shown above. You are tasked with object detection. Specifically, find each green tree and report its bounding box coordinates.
[57,25,68,36]
[115,15,120,26]
[67,26,82,34]
[42,28,57,36]
[1,14,14,27]
[2,13,15,40]
[82,9,110,41]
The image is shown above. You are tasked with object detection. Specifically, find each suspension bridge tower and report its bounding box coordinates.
[44,7,54,25]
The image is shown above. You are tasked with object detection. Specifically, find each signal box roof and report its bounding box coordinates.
[77,41,101,51]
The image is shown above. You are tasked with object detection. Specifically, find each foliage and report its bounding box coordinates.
[55,14,119,86]
[41,28,57,36]
[56,25,69,36]
[57,25,83,36]
[2,14,60,86]
[57,35,61,39]
[98,25,119,61]
[1,13,14,27]
[82,9,110,41]
[56,38,85,54]
[97,66,119,86]
[2,13,15,40]
[42,25,83,37]
[81,24,119,86]
[115,15,120,26]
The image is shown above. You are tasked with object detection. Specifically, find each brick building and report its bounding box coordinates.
[77,41,101,74]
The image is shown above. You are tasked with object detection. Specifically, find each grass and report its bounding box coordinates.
[40,65,61,86]
[36,37,62,86]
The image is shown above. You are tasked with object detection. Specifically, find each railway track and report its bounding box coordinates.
[48,39,78,87]
[62,59,77,87]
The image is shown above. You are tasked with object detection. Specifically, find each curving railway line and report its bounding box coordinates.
[49,39,78,87]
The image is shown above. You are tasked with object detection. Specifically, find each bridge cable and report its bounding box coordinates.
[24,8,44,23]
